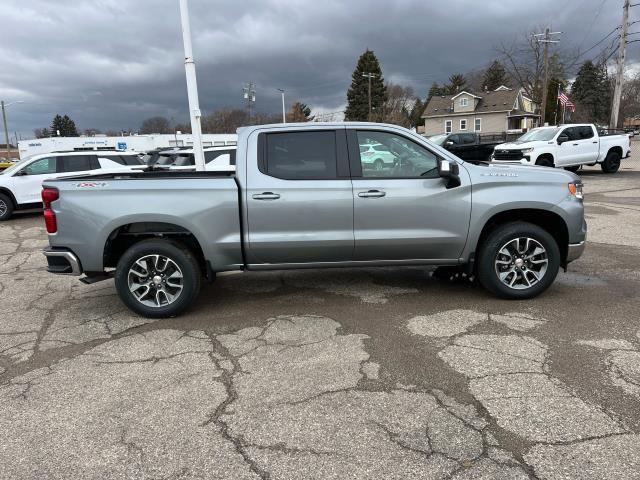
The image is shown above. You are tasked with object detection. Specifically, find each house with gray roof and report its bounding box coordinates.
[421,86,540,136]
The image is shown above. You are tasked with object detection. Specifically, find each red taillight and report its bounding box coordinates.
[42,187,59,233]
[43,209,57,233]
[41,187,59,209]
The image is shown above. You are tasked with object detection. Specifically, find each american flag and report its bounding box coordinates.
[558,90,576,112]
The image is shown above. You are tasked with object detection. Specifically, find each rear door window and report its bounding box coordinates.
[263,131,337,179]
[460,134,476,144]
[579,126,594,139]
[58,155,98,173]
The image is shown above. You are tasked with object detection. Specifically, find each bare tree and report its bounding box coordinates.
[380,83,417,127]
[495,28,571,103]
[33,128,49,138]
[139,116,172,134]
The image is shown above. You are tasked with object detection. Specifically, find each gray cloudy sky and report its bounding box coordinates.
[0,0,636,138]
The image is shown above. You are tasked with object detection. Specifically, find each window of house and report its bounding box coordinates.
[263,131,337,179]
[460,119,467,130]
[445,120,452,134]
[475,118,482,132]
[355,130,439,179]
[460,97,469,107]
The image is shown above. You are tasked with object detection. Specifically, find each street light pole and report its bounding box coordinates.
[1,100,23,159]
[178,0,205,171]
[277,89,286,123]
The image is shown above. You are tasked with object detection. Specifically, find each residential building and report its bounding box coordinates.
[421,86,540,136]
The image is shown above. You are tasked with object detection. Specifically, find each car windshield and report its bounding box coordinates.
[428,134,448,146]
[1,157,29,175]
[516,128,560,142]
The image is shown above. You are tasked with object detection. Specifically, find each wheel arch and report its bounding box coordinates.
[607,146,623,158]
[103,222,208,276]
[474,209,569,267]
[535,153,555,165]
[0,187,17,207]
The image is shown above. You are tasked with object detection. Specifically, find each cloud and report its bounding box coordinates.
[0,0,633,137]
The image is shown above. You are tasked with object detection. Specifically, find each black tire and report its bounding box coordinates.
[601,151,621,174]
[535,156,554,167]
[564,165,581,173]
[114,239,202,318]
[477,222,560,300]
[0,193,14,221]
[373,159,384,171]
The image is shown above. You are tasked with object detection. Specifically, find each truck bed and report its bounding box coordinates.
[43,171,243,273]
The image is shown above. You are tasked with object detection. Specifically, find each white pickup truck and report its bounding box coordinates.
[492,124,630,173]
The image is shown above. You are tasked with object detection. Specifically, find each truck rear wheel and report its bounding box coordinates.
[477,222,560,300]
[0,193,14,221]
[601,151,621,173]
[114,239,201,318]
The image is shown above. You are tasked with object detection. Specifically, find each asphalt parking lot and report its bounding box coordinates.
[0,159,639,479]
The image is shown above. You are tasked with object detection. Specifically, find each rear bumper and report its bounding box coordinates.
[43,248,82,275]
[566,241,586,263]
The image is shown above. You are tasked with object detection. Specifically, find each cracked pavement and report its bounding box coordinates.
[0,163,640,478]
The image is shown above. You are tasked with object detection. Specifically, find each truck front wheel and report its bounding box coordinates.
[114,239,201,318]
[477,222,560,300]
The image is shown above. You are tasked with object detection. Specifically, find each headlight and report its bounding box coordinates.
[568,182,583,200]
[521,147,534,153]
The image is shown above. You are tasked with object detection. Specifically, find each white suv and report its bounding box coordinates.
[0,150,144,220]
[359,143,397,171]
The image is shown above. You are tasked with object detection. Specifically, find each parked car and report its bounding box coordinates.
[492,124,630,173]
[0,151,145,220]
[148,146,236,171]
[359,142,397,171]
[429,133,507,162]
[42,122,586,317]
[0,157,17,171]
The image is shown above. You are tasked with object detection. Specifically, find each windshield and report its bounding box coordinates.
[428,134,448,146]
[517,127,560,142]
[1,157,29,175]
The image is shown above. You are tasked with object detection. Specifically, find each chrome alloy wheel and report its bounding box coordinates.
[494,237,548,290]
[0,199,7,217]
[127,254,184,308]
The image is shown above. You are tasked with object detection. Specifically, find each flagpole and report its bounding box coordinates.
[554,83,560,125]
[562,104,565,124]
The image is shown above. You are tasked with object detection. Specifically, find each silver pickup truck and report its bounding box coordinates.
[42,122,586,317]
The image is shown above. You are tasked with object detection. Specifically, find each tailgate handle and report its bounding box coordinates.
[358,190,386,198]
[252,192,280,200]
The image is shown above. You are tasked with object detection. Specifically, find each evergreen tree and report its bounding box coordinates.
[444,73,467,94]
[571,61,612,124]
[345,49,387,121]
[546,78,568,124]
[409,98,425,128]
[288,102,313,122]
[50,114,78,136]
[481,60,510,91]
[427,82,444,102]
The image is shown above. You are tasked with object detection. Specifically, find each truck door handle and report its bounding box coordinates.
[252,192,280,200]
[592,141,598,143]
[358,190,386,198]
[572,143,579,146]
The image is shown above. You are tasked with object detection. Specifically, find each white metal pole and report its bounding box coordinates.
[178,0,205,171]
[277,89,285,123]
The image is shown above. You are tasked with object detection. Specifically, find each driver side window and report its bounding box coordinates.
[356,131,439,178]
[21,157,57,176]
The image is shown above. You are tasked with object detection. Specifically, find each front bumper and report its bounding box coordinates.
[566,241,586,263]
[43,248,82,275]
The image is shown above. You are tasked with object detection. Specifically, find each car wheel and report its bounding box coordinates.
[373,159,384,171]
[0,193,14,221]
[535,156,554,167]
[477,221,560,300]
[114,239,201,318]
[601,151,621,173]
[564,165,581,173]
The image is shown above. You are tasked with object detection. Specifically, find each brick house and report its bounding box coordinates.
[421,86,540,136]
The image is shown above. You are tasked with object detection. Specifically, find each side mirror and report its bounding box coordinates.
[445,141,454,146]
[557,134,569,145]
[438,158,461,189]
[13,169,26,176]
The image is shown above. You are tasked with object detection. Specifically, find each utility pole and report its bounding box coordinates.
[243,82,256,121]
[362,72,376,121]
[611,0,630,129]
[277,88,286,123]
[178,0,205,171]
[1,101,9,159]
[534,29,561,126]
